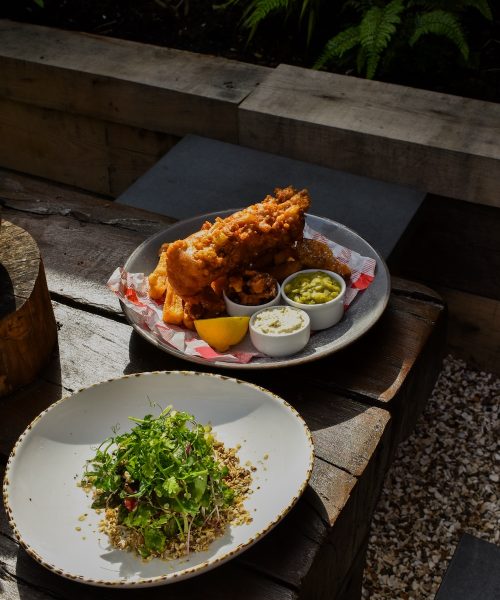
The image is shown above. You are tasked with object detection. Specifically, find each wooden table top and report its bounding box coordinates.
[0,169,446,600]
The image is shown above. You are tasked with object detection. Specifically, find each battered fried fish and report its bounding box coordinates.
[295,239,352,279]
[259,239,352,282]
[166,186,311,297]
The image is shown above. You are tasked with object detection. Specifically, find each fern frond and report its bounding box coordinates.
[300,0,311,21]
[242,0,291,35]
[314,26,361,69]
[344,0,373,14]
[306,8,316,46]
[359,0,404,78]
[356,46,368,75]
[213,0,241,11]
[410,10,469,60]
[461,0,492,20]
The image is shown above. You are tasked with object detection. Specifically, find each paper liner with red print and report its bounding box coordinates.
[107,228,376,364]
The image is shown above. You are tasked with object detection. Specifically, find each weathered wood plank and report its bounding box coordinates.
[0,169,174,313]
[308,291,445,456]
[0,299,388,529]
[0,177,446,600]
[106,122,179,196]
[436,286,500,376]
[300,445,389,600]
[388,193,500,375]
[0,171,445,599]
[0,300,390,597]
[389,194,500,299]
[0,302,389,482]
[1,170,445,430]
[0,97,110,194]
[0,168,174,232]
[0,20,271,143]
[305,286,445,404]
[390,276,443,303]
[0,98,178,196]
[1,201,442,461]
[239,64,500,207]
[240,460,384,600]
[1,21,499,209]
[0,298,388,575]
[0,378,61,461]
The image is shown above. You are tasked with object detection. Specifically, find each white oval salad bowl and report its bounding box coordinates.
[3,371,313,587]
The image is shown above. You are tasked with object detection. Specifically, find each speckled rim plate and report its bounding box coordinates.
[3,371,314,588]
[123,211,391,369]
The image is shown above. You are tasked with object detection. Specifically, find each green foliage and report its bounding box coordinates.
[316,0,493,78]
[408,0,492,21]
[221,0,493,81]
[242,0,292,38]
[218,0,322,43]
[461,0,492,20]
[315,26,361,69]
[359,0,404,78]
[315,0,405,78]
[409,10,469,60]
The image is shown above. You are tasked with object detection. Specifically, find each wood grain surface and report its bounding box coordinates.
[2,20,499,211]
[0,170,446,600]
[0,221,57,395]
[239,64,500,207]
[0,20,271,142]
[0,169,174,312]
[0,97,179,196]
[388,192,500,375]
[0,19,269,194]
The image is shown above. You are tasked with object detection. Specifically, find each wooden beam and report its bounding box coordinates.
[239,64,500,207]
[0,170,447,600]
[388,193,500,299]
[0,20,271,143]
[0,97,178,196]
[0,168,175,312]
[388,192,500,375]
[436,286,500,376]
[1,21,499,208]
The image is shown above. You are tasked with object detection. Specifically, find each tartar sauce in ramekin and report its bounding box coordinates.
[251,306,307,335]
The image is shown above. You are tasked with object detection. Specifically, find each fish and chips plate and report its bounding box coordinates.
[108,187,391,368]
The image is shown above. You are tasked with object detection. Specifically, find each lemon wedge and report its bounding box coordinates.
[194,316,250,352]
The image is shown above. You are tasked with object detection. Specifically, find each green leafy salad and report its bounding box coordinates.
[81,406,252,560]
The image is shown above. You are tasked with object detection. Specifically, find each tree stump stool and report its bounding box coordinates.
[0,220,57,396]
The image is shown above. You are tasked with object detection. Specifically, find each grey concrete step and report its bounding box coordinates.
[435,534,500,600]
[117,134,426,259]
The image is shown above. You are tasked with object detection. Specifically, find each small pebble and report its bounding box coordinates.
[362,355,500,599]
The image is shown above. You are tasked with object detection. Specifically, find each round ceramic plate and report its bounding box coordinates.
[123,211,391,369]
[3,371,313,587]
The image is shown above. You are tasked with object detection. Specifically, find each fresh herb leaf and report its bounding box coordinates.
[82,406,235,557]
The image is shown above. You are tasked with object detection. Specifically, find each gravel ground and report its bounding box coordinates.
[362,355,500,599]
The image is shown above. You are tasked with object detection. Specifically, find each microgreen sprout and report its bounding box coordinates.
[81,406,235,558]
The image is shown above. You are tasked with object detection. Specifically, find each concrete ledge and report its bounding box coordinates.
[435,534,500,599]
